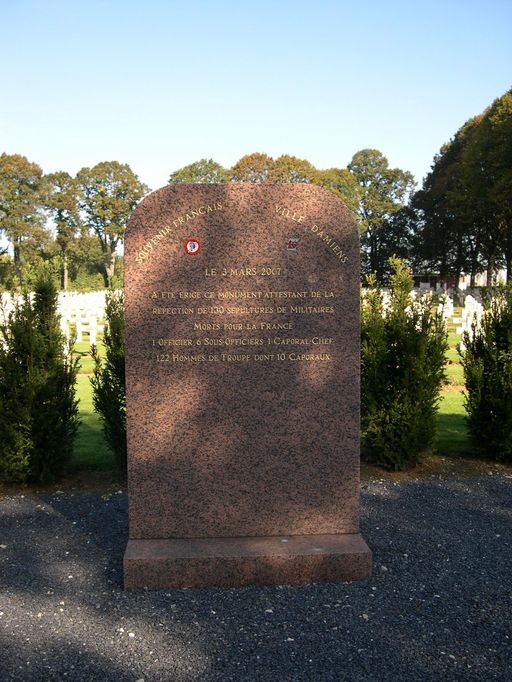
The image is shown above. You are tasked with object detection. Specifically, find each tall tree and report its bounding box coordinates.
[413,91,512,287]
[348,149,415,280]
[230,153,274,182]
[461,90,512,282]
[44,171,82,290]
[412,118,484,286]
[76,161,148,288]
[456,115,501,285]
[379,205,419,271]
[169,159,229,184]
[267,155,316,183]
[313,167,361,214]
[490,90,512,282]
[0,153,48,279]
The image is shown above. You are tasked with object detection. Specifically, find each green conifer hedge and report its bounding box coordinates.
[90,290,127,468]
[361,258,448,470]
[0,278,80,482]
[461,288,512,461]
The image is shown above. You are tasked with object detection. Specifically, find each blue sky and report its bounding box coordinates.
[1,0,511,191]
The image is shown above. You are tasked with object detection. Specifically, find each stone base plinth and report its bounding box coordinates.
[123,534,372,589]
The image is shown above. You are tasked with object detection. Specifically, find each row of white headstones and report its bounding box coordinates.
[436,294,484,349]
[0,290,110,347]
[366,290,485,349]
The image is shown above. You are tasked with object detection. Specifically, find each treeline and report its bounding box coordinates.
[0,158,148,290]
[168,152,415,282]
[1,87,510,290]
[171,89,512,285]
[412,88,512,285]
[0,149,415,289]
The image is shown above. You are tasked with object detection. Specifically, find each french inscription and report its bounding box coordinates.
[149,276,336,363]
[136,200,348,365]
[274,202,347,262]
[136,202,223,264]
[205,266,282,277]
[275,204,306,223]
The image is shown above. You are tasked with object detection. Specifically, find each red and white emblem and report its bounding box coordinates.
[287,236,300,251]
[184,237,201,255]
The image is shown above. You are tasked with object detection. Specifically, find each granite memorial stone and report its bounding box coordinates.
[123,183,372,588]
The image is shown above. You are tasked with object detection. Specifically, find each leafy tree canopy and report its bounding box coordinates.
[349,149,415,279]
[169,158,230,184]
[44,171,83,289]
[230,152,274,182]
[76,161,149,288]
[313,167,361,214]
[267,155,316,183]
[0,153,49,275]
[412,88,512,285]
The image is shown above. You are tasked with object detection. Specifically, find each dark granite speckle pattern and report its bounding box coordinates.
[124,184,371,588]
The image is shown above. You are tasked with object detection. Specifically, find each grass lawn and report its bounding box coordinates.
[72,374,114,470]
[435,391,470,456]
[74,339,104,375]
[435,306,473,457]
[71,338,115,471]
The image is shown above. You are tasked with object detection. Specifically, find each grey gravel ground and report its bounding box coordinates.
[1,473,511,682]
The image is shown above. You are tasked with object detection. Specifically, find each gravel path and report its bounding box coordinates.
[0,473,511,681]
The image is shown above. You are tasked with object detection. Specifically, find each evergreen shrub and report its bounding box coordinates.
[461,288,512,461]
[361,258,448,470]
[90,290,126,468]
[0,277,80,482]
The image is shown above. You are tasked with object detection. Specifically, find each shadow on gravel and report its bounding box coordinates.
[0,636,136,682]
[0,493,127,594]
[43,492,128,575]
[0,475,510,681]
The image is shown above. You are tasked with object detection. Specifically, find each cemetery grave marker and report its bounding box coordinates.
[123,183,372,588]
